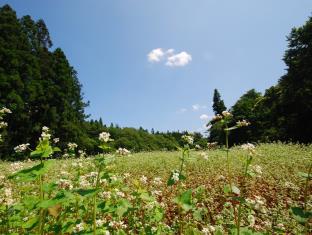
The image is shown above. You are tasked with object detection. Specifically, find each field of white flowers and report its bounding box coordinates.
[0,108,311,234]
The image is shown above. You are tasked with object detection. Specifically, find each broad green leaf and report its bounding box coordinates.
[290,207,312,224]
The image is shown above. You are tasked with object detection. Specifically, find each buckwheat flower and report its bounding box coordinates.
[0,107,12,114]
[248,214,255,227]
[53,138,59,143]
[153,177,162,185]
[251,165,262,176]
[116,190,125,198]
[96,219,105,227]
[67,142,78,151]
[241,143,256,155]
[41,132,51,140]
[14,143,30,153]
[74,222,84,232]
[211,114,223,122]
[99,132,113,142]
[195,144,201,149]
[116,147,131,156]
[151,190,162,196]
[182,135,194,145]
[202,225,215,234]
[236,119,251,127]
[42,126,49,132]
[172,171,180,182]
[0,121,8,128]
[78,150,86,157]
[57,179,73,190]
[140,175,148,184]
[222,110,232,118]
[277,223,285,230]
[207,142,218,149]
[100,191,112,199]
[199,152,208,160]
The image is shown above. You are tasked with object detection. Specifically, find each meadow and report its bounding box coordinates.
[0,142,311,234]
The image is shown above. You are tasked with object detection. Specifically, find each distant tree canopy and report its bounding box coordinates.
[208,16,312,145]
[0,4,208,159]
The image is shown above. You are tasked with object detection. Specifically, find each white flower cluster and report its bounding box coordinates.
[0,188,15,206]
[73,222,84,232]
[140,175,148,184]
[0,107,12,114]
[199,152,209,160]
[207,142,218,149]
[109,220,127,230]
[0,121,8,128]
[202,225,215,234]
[172,170,180,182]
[56,179,73,190]
[211,114,222,122]
[181,135,194,145]
[236,119,251,127]
[40,126,51,141]
[53,138,59,143]
[246,196,267,213]
[116,147,131,156]
[14,143,30,153]
[250,165,263,176]
[99,132,113,142]
[78,150,86,157]
[222,110,232,118]
[241,143,256,155]
[67,142,78,151]
[0,107,11,142]
[153,177,162,185]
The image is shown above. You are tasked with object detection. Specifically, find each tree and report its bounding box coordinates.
[212,89,226,115]
[277,16,312,143]
[229,89,262,144]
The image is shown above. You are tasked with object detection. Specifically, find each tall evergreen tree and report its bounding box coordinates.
[212,89,226,115]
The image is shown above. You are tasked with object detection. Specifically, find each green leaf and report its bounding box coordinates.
[174,189,193,211]
[116,199,131,217]
[38,191,73,208]
[9,161,54,181]
[290,207,312,224]
[53,146,61,152]
[298,172,311,179]
[22,217,39,229]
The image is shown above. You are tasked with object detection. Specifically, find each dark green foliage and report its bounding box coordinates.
[0,4,89,157]
[212,89,226,115]
[229,89,262,144]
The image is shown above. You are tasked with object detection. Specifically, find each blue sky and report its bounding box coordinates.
[3,0,312,133]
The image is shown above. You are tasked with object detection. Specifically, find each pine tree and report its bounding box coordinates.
[212,89,226,115]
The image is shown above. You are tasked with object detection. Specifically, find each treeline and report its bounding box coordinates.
[209,15,312,145]
[0,4,207,158]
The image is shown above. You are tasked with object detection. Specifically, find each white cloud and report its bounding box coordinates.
[166,51,192,67]
[179,108,187,113]
[148,48,192,67]
[192,104,207,111]
[147,48,165,62]
[199,114,210,120]
[192,104,200,111]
